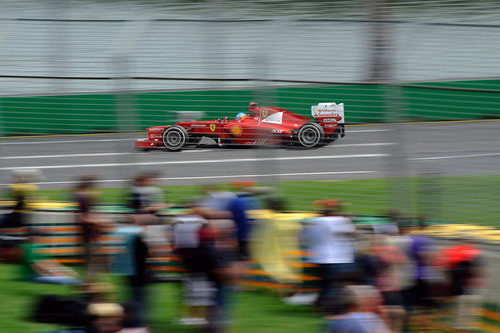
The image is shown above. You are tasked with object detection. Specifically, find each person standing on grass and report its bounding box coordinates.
[128,172,168,226]
[434,239,486,331]
[369,233,408,332]
[125,222,150,327]
[407,217,435,307]
[173,210,212,326]
[197,184,250,260]
[196,208,240,333]
[298,199,357,309]
[74,175,110,279]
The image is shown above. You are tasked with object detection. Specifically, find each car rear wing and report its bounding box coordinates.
[311,103,344,123]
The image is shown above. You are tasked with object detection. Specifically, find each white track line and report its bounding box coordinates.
[0,149,211,159]
[1,171,376,186]
[0,138,134,145]
[1,152,135,159]
[181,149,211,153]
[0,144,390,159]
[0,154,387,171]
[411,152,500,160]
[329,142,395,148]
[347,129,389,133]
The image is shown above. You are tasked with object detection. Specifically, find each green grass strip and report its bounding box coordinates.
[29,175,500,226]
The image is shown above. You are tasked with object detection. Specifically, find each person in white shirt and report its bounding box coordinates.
[299,200,357,309]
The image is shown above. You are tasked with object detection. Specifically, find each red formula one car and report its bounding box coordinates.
[135,102,345,151]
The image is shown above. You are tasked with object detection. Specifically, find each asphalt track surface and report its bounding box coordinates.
[0,120,499,188]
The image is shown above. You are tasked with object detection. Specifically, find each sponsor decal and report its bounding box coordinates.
[191,124,207,128]
[323,117,339,123]
[210,124,216,132]
[324,124,337,128]
[311,103,344,118]
[150,127,163,132]
[231,125,243,136]
[251,139,268,145]
[270,129,283,134]
[262,109,268,118]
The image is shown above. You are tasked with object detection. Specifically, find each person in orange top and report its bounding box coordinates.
[434,241,485,330]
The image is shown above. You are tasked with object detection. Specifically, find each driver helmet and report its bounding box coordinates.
[249,102,260,114]
[236,112,247,121]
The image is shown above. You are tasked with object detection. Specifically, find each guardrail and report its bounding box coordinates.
[1,79,499,135]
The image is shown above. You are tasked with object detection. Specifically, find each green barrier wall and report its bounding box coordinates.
[1,80,498,135]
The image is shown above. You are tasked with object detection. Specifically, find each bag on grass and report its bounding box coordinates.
[32,294,88,326]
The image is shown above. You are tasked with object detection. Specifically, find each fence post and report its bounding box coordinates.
[384,85,411,217]
[367,0,392,83]
[368,1,411,218]
[0,19,14,186]
[252,20,279,188]
[47,0,71,133]
[110,20,148,181]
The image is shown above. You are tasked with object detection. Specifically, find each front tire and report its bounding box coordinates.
[162,125,188,151]
[297,123,324,148]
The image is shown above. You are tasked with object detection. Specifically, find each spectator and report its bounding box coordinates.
[112,219,151,327]
[354,233,379,287]
[197,208,240,333]
[298,199,356,309]
[369,234,407,332]
[434,240,485,330]
[173,211,212,326]
[19,230,82,285]
[197,185,236,212]
[86,303,125,333]
[226,193,250,260]
[230,180,271,211]
[74,175,110,279]
[385,221,418,330]
[326,285,393,333]
[129,227,150,326]
[128,172,168,225]
[198,184,251,260]
[407,217,435,307]
[0,169,42,229]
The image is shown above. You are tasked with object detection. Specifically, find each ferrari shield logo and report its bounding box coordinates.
[210,124,216,132]
[262,110,268,118]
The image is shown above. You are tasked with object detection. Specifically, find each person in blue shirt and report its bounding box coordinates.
[226,194,250,260]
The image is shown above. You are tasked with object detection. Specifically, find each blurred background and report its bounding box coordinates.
[0,0,498,222]
[0,0,499,332]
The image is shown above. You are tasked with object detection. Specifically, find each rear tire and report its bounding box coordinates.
[317,124,344,147]
[297,122,324,148]
[162,125,188,151]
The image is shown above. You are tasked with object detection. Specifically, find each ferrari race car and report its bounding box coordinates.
[135,102,345,151]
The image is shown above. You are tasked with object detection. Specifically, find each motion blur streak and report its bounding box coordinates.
[0,1,499,333]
